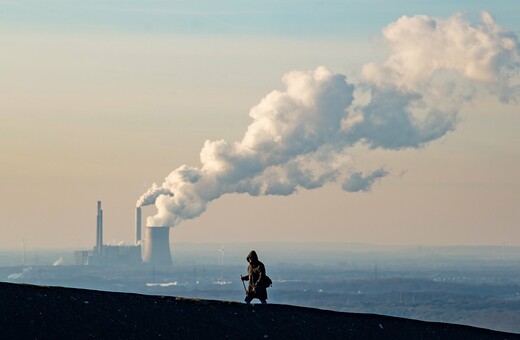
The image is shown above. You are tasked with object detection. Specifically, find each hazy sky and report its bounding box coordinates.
[1,1,519,249]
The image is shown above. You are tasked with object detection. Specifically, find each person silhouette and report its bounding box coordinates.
[240,250,268,304]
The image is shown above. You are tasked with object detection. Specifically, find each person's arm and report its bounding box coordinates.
[241,265,252,281]
[254,263,266,286]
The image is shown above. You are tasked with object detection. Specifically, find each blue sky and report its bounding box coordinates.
[1,1,518,36]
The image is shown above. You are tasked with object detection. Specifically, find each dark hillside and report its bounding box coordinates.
[0,282,517,339]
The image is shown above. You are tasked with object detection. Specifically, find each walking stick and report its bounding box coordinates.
[240,276,247,294]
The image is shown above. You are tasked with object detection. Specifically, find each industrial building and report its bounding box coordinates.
[74,201,173,266]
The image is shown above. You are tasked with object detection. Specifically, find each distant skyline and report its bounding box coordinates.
[1,1,519,249]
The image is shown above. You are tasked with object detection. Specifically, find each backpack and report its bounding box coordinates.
[262,275,273,288]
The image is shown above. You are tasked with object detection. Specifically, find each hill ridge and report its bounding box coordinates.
[1,282,517,339]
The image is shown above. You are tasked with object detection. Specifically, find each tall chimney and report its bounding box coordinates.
[96,201,103,254]
[143,226,172,265]
[135,207,142,244]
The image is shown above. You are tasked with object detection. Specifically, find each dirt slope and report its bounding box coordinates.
[0,282,517,339]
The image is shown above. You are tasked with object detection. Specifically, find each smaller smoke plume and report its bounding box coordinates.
[53,257,64,266]
[7,273,22,280]
[7,267,32,280]
[136,183,173,208]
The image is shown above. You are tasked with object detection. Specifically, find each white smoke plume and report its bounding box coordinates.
[136,183,173,208]
[362,12,520,102]
[141,12,519,227]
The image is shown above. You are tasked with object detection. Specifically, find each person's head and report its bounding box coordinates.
[246,250,258,263]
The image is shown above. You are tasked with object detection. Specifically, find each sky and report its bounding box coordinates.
[1,1,519,249]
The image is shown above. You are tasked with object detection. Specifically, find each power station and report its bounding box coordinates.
[74,201,172,266]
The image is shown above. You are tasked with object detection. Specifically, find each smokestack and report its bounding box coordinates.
[135,207,142,244]
[96,201,103,254]
[143,226,172,265]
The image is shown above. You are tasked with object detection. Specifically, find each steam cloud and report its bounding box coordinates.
[140,12,519,227]
[136,183,173,208]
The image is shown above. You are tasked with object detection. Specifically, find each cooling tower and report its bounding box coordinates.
[143,226,172,265]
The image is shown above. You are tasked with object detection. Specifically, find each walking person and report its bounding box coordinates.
[240,250,269,304]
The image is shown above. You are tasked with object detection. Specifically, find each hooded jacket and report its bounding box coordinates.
[242,250,268,300]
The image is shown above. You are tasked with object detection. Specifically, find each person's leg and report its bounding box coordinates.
[244,295,253,304]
